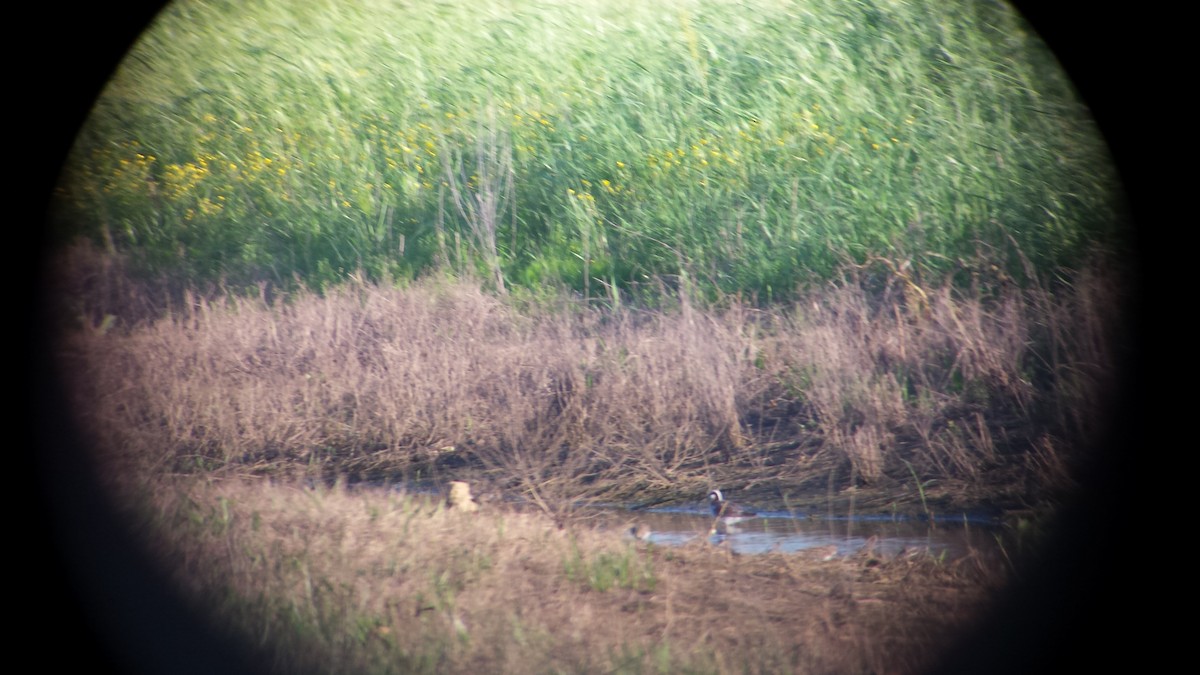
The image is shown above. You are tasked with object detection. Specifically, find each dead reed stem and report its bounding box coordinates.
[53,243,1122,512]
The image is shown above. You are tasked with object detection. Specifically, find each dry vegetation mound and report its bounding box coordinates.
[57,243,1120,516]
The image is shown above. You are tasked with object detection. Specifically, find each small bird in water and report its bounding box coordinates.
[629,523,652,541]
[708,489,757,523]
[808,544,839,561]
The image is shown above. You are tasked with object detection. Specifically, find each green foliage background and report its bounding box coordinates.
[53,0,1124,298]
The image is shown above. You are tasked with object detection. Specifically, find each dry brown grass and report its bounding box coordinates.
[42,243,1127,673]
[127,475,999,674]
[53,242,1123,514]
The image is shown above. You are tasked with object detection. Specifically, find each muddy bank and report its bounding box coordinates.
[344,460,1028,526]
[113,475,1006,674]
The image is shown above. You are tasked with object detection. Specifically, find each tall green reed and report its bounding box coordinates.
[53,0,1123,298]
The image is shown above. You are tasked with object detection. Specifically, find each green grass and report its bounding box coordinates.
[564,538,658,593]
[52,0,1123,298]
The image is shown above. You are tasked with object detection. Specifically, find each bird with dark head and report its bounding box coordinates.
[708,489,757,522]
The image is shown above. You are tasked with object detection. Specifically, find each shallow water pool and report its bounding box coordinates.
[619,507,1000,558]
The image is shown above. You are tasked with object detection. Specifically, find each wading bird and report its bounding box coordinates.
[708,489,757,523]
[629,523,652,541]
